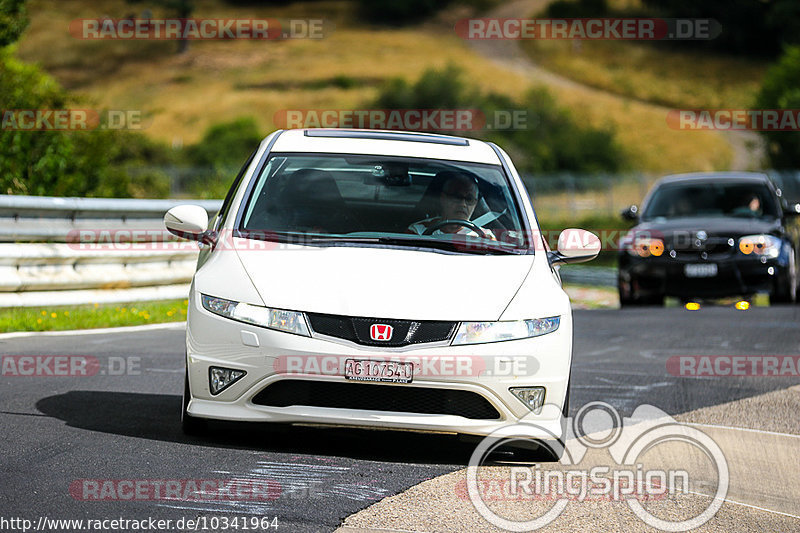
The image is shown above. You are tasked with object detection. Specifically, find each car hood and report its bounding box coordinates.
[633,216,782,238]
[233,239,534,321]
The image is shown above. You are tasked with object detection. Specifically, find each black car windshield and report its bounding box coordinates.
[238,153,530,253]
[642,182,781,221]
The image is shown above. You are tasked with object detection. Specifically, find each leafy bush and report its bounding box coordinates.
[373,65,626,173]
[0,0,27,47]
[183,117,263,198]
[185,117,261,169]
[756,46,800,169]
[0,47,173,197]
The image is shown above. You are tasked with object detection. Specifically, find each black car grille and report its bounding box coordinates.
[306,313,457,347]
[251,380,501,420]
[666,236,735,259]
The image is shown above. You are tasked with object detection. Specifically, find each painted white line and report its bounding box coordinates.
[0,321,186,340]
[683,488,800,520]
[683,421,800,439]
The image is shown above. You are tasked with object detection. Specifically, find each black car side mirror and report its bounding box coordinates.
[783,203,800,217]
[621,204,639,221]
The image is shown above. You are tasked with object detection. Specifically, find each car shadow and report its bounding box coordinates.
[36,390,490,465]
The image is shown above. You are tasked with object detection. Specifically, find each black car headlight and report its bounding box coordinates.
[738,235,781,258]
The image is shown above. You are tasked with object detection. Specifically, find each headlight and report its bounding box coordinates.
[738,235,781,258]
[201,294,310,336]
[625,236,664,257]
[452,316,560,345]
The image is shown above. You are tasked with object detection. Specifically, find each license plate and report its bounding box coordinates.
[684,263,718,277]
[344,359,413,383]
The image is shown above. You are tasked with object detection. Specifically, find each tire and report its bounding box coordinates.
[640,293,665,307]
[507,438,564,462]
[770,249,797,305]
[619,288,664,307]
[182,368,208,436]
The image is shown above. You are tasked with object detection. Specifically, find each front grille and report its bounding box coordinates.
[306,313,457,347]
[252,380,501,420]
[666,236,735,260]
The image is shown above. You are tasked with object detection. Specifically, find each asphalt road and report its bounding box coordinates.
[1,306,798,532]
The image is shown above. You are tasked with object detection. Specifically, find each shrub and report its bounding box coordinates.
[0,47,174,197]
[755,46,800,169]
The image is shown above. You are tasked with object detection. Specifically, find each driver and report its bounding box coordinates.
[407,172,496,239]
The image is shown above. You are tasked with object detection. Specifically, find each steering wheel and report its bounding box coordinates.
[422,219,486,239]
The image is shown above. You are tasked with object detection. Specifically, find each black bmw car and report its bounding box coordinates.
[617,172,800,306]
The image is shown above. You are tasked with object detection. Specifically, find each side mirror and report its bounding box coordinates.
[164,205,210,241]
[784,203,800,217]
[547,228,601,265]
[621,204,639,221]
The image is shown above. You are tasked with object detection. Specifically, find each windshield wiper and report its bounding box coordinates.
[238,231,525,254]
[307,235,523,255]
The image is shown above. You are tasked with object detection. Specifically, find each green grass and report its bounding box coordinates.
[563,283,618,309]
[521,29,764,110]
[0,299,188,333]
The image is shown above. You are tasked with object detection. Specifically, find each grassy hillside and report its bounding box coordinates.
[521,38,765,110]
[17,0,735,173]
[521,0,765,110]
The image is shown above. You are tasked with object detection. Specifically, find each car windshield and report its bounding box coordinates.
[642,182,780,221]
[237,153,530,253]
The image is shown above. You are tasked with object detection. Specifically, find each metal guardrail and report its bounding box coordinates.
[0,195,222,307]
[559,265,617,288]
[0,195,221,242]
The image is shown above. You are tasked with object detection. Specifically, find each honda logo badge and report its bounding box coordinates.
[370,324,393,341]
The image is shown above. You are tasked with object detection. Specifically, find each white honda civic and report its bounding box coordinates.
[165,129,599,457]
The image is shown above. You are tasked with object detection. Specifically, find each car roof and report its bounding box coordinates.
[268,129,502,165]
[655,171,771,187]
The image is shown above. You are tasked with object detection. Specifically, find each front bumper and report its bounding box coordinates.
[619,253,788,299]
[184,294,572,440]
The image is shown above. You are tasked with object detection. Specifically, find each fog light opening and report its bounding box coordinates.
[209,366,246,395]
[510,387,546,414]
[685,302,701,311]
[735,300,750,311]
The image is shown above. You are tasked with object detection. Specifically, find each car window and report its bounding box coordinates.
[770,171,800,205]
[642,182,781,220]
[238,153,529,252]
[213,148,257,231]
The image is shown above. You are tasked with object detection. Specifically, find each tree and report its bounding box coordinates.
[0,0,28,47]
[756,46,800,168]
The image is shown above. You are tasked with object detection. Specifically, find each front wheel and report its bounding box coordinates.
[619,287,664,307]
[770,249,797,305]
